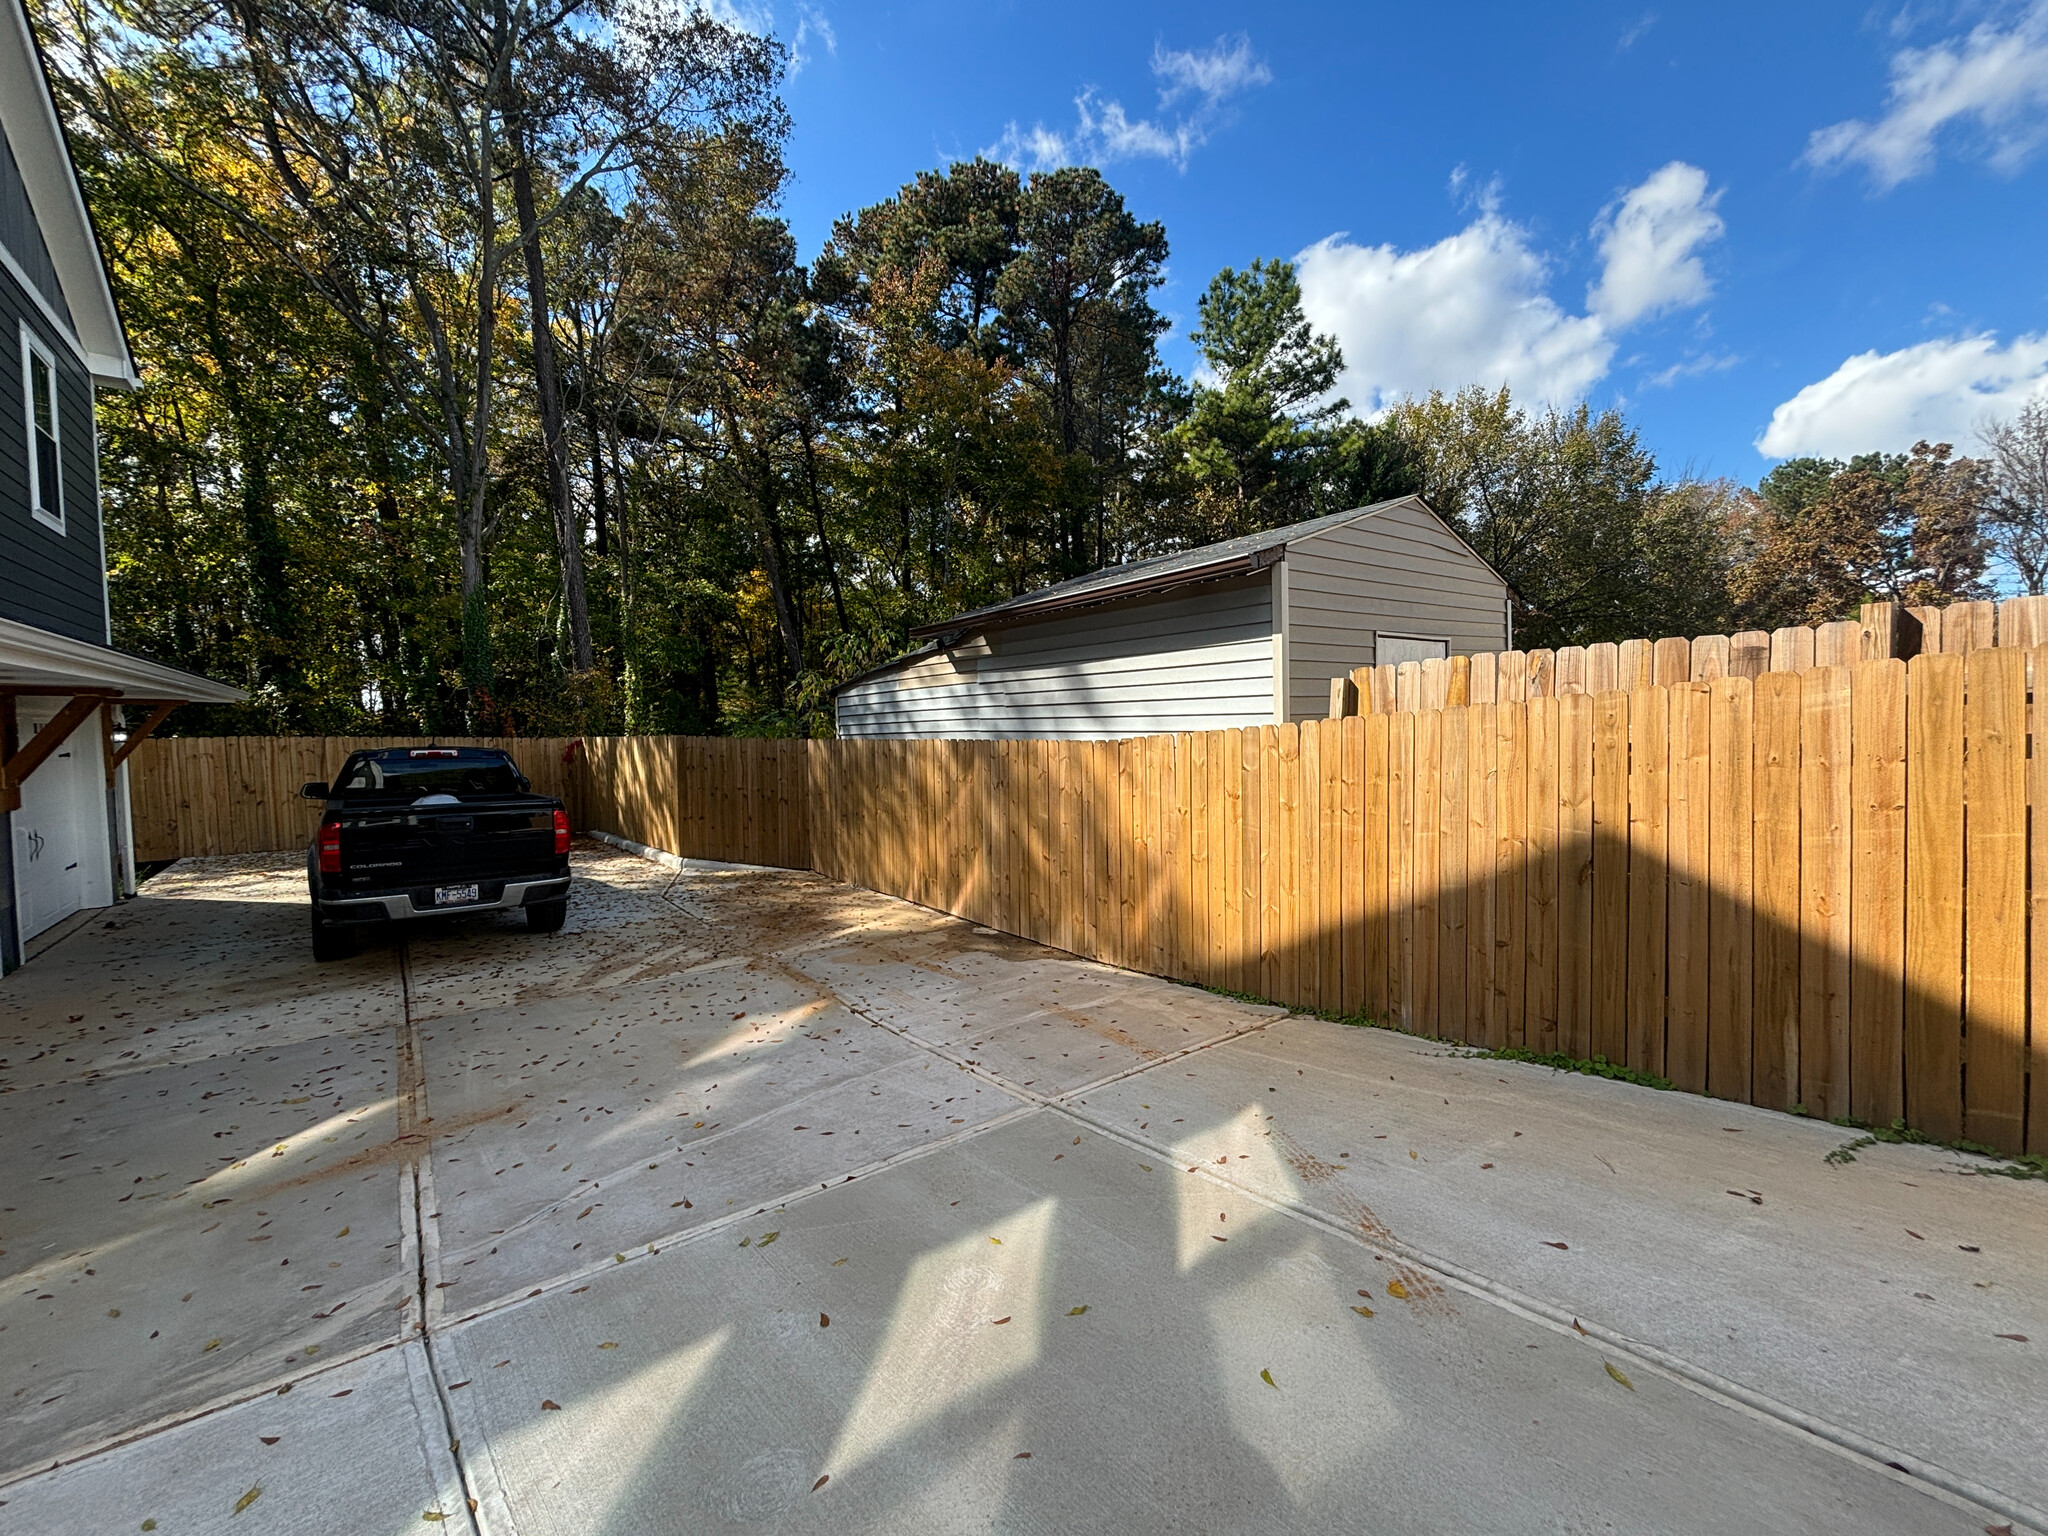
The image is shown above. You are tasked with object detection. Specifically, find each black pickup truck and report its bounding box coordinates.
[302,745,571,960]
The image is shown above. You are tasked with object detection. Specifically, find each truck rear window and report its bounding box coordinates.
[335,757,523,798]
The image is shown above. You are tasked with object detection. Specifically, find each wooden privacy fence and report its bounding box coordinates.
[808,655,2045,1158]
[576,734,813,872]
[127,735,583,861]
[1334,595,2048,717]
[126,659,2048,1157]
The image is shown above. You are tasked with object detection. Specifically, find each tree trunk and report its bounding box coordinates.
[586,404,610,557]
[510,143,594,672]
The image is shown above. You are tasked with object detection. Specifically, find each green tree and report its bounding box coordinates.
[1167,257,1414,540]
[1731,442,1991,628]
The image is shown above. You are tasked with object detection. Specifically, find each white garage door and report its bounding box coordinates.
[12,699,111,941]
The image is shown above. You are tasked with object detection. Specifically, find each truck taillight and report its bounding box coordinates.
[552,808,570,854]
[318,819,342,874]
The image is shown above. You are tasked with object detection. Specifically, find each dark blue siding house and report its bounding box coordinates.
[0,0,240,967]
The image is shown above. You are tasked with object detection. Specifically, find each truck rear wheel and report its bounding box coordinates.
[311,913,358,962]
[526,900,567,933]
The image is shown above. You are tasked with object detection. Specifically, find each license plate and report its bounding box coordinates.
[433,883,481,906]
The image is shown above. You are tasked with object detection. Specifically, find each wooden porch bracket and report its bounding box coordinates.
[0,693,115,813]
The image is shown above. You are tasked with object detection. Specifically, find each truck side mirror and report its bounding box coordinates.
[301,781,331,800]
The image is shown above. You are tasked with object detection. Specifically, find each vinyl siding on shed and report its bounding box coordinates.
[1281,500,1508,722]
[836,578,1276,739]
[0,256,105,644]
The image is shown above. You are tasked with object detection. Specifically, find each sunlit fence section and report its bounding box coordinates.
[125,655,2046,1155]
[808,657,2042,1157]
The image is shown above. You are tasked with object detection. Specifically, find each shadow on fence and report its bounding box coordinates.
[124,659,2045,1157]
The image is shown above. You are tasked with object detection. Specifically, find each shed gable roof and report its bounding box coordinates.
[908,495,1500,639]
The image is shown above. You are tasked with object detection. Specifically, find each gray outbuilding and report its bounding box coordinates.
[833,495,1511,740]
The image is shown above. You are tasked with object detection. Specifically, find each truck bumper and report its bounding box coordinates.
[315,876,570,925]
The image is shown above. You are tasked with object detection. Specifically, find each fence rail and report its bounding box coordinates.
[126,660,2048,1156]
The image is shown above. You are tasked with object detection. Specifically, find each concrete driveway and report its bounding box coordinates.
[2,841,2043,1535]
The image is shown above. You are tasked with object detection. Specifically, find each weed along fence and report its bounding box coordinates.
[125,656,2046,1156]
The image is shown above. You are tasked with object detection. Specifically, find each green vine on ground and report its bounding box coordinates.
[1824,1119,2047,1181]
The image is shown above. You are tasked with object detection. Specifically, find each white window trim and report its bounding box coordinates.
[21,321,62,535]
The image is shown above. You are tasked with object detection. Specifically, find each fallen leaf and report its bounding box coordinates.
[832,1257,848,1266]
[1358,1289,1372,1299]
[1014,1451,1032,1459]
[1260,1368,1277,1389]
[597,1342,618,1350]
[336,1227,349,1238]
[1386,1280,1410,1300]
[989,1237,1002,1245]
[422,1514,447,1524]
[233,1486,262,1515]
[259,1436,279,1446]
[1212,1234,1228,1242]
[812,1475,829,1493]
[1139,1164,1152,1172]
[820,1313,830,1327]
[739,1237,751,1247]
[992,1316,1012,1325]
[1352,1305,1374,1317]
[1906,1229,1924,1240]
[1067,1305,1088,1316]
[204,1338,222,1352]
[142,1522,156,1531]
[1543,1241,1569,1250]
[1408,1150,1417,1160]
[1604,1362,1635,1391]
[1994,1333,2029,1342]
[1960,1244,1981,1253]
[541,1399,561,1411]
[1480,1163,1493,1169]
[1572,1318,1588,1336]
[108,1309,120,1318]
[758,1232,779,1246]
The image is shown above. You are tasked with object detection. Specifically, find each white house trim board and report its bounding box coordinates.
[0,234,86,365]
[0,0,137,389]
[0,615,246,701]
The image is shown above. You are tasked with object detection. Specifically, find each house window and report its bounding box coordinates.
[1376,633,1449,666]
[23,325,62,534]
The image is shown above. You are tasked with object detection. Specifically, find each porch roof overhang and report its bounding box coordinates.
[0,617,244,704]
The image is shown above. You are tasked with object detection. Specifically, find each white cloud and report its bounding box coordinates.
[1296,215,1614,415]
[1805,2,2048,188]
[791,3,835,71]
[1588,161,1724,327]
[1152,34,1271,105]
[1757,332,2048,457]
[1295,163,1723,416]
[986,34,1269,171]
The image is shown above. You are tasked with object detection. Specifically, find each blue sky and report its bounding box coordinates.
[755,0,2048,485]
